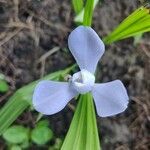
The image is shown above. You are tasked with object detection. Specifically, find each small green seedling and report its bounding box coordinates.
[31,120,53,145]
[3,125,29,149]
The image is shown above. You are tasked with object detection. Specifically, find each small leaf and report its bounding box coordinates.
[0,80,9,93]
[37,120,49,127]
[10,145,22,150]
[31,126,53,145]
[3,125,29,144]
[104,7,150,44]
[20,140,30,149]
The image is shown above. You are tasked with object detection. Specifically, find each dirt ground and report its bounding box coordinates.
[0,0,150,150]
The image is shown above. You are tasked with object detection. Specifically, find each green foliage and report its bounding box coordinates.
[72,0,83,14]
[10,145,22,150]
[61,93,100,150]
[83,0,95,26]
[0,79,9,93]
[104,7,150,44]
[31,120,53,145]
[36,119,49,127]
[3,125,29,144]
[31,126,53,145]
[0,65,76,135]
[74,0,99,24]
[2,120,60,149]
[0,73,9,92]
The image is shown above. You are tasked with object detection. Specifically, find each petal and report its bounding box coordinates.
[68,26,105,74]
[33,81,77,115]
[92,80,129,117]
[71,69,95,94]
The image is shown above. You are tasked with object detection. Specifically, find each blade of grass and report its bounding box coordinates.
[61,95,84,150]
[86,93,100,150]
[0,65,76,135]
[61,93,100,150]
[83,0,94,26]
[104,7,150,44]
[74,0,99,24]
[72,0,83,14]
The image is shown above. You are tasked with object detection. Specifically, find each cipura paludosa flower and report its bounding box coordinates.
[33,26,129,117]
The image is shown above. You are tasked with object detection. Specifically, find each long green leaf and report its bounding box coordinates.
[0,65,76,135]
[104,7,150,44]
[74,0,99,24]
[83,0,95,26]
[72,0,83,14]
[61,93,100,150]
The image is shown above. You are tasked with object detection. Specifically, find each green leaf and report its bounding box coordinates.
[75,0,99,24]
[83,0,95,26]
[0,79,9,93]
[20,140,29,149]
[0,65,76,135]
[72,0,83,14]
[104,7,150,44]
[31,125,53,145]
[31,119,53,145]
[10,145,22,150]
[36,120,49,127]
[61,93,100,150]
[3,125,29,144]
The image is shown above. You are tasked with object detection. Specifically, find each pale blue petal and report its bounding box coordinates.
[68,26,105,74]
[92,80,129,117]
[33,81,78,115]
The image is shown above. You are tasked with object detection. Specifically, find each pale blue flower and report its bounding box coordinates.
[33,26,129,117]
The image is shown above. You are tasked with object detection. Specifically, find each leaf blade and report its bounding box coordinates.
[0,65,76,135]
[74,0,99,24]
[61,93,100,150]
[83,0,95,26]
[104,7,150,44]
[72,0,84,14]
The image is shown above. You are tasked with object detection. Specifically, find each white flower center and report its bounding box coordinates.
[70,69,95,94]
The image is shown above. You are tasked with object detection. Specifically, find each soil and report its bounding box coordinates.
[0,0,150,150]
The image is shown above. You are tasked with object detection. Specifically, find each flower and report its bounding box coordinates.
[33,26,129,117]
